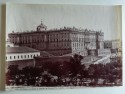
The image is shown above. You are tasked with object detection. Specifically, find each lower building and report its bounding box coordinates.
[6,46,40,70]
[104,40,121,50]
[98,49,111,56]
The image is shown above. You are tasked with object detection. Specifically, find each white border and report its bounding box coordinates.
[4,0,125,5]
[0,0,125,94]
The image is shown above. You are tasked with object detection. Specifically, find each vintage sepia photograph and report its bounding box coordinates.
[6,4,122,89]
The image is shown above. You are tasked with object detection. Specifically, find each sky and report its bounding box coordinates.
[6,4,121,40]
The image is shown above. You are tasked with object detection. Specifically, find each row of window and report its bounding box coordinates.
[48,43,70,49]
[10,36,100,44]
[49,38,70,42]
[6,54,39,60]
[72,47,84,50]
[72,43,84,47]
[48,33,69,38]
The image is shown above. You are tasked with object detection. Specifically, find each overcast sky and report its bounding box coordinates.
[6,4,121,40]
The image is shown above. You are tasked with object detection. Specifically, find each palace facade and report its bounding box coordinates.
[8,21,104,56]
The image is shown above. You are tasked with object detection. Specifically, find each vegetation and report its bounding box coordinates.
[6,54,122,86]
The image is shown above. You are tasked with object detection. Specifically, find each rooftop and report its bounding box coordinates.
[9,28,102,35]
[6,46,40,54]
[8,20,103,35]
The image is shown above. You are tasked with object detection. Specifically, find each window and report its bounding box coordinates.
[14,56,16,59]
[25,55,26,58]
[28,55,29,58]
[21,55,23,59]
[10,56,12,59]
[65,39,67,42]
[34,55,35,57]
[6,57,7,60]
[18,56,19,59]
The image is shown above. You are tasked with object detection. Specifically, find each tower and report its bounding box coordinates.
[36,19,47,31]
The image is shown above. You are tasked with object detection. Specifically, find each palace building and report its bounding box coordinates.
[8,20,104,56]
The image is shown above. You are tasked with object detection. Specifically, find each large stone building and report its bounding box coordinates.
[8,21,104,56]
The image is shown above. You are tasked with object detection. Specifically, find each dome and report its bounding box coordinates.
[36,20,47,31]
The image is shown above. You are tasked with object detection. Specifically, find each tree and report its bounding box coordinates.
[88,64,95,78]
[50,62,61,77]
[7,65,20,76]
[70,54,83,76]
